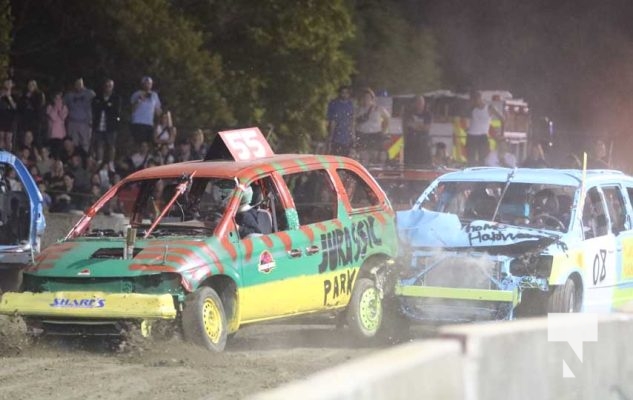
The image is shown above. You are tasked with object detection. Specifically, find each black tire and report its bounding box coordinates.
[547,278,581,313]
[181,286,228,352]
[378,298,410,344]
[346,278,383,339]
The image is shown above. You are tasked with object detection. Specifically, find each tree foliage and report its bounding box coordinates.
[177,0,355,151]
[9,0,232,133]
[0,0,10,76]
[6,0,440,152]
[348,0,441,95]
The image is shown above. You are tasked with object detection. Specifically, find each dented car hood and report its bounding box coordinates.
[397,209,561,255]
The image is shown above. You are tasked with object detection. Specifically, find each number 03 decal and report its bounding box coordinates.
[592,249,607,285]
[219,128,274,161]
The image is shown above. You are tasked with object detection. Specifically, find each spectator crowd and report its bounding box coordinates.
[325,87,612,171]
[0,75,209,213]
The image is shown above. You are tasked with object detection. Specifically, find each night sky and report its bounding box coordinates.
[404,0,633,152]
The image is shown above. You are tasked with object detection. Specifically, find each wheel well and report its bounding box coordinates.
[199,275,238,327]
[357,253,391,280]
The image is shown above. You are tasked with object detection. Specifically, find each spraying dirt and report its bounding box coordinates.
[0,315,435,399]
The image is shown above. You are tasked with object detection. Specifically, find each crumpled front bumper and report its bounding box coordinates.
[0,291,177,320]
[395,284,519,305]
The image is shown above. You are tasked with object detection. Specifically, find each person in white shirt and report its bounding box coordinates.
[485,139,517,168]
[354,87,390,165]
[467,91,503,165]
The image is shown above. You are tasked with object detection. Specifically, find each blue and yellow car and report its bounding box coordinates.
[395,167,633,322]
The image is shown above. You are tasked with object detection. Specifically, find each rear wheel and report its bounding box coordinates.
[548,278,581,313]
[346,278,382,339]
[182,286,228,352]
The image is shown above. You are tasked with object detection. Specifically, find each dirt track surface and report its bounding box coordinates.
[0,316,435,400]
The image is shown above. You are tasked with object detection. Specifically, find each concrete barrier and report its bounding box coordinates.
[42,212,127,249]
[441,314,633,400]
[251,314,633,400]
[248,340,464,400]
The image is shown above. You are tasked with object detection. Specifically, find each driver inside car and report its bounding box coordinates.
[235,185,262,238]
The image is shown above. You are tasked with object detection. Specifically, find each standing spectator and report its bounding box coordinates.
[154,110,176,149]
[46,91,69,158]
[130,76,161,145]
[521,142,548,168]
[355,87,390,165]
[190,129,207,160]
[466,91,503,165]
[18,79,46,146]
[402,95,432,167]
[326,85,355,156]
[64,78,95,154]
[484,139,517,168]
[0,78,18,151]
[92,78,121,165]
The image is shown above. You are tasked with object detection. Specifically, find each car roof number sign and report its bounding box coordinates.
[218,127,274,161]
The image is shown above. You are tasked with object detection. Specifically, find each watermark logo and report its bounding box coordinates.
[547,313,598,378]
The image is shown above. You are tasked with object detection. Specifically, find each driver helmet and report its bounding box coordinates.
[210,179,235,209]
[238,185,253,213]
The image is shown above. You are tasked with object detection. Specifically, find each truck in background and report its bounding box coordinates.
[376,90,531,165]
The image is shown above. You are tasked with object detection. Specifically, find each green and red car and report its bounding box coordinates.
[0,128,397,351]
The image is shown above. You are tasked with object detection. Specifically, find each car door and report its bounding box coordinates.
[612,184,633,308]
[581,186,617,312]
[236,174,301,322]
[280,168,353,311]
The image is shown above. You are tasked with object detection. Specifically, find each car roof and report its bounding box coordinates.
[436,167,633,187]
[124,154,358,181]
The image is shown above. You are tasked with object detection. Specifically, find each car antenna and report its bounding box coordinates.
[491,167,517,223]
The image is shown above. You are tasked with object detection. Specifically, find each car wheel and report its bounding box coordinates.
[547,278,581,313]
[182,286,228,352]
[346,278,382,339]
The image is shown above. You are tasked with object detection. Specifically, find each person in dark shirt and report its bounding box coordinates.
[235,185,261,238]
[326,85,355,156]
[403,95,432,167]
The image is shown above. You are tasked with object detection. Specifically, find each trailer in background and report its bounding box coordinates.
[377,90,531,165]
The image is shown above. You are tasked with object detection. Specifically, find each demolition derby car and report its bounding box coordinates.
[0,128,397,351]
[0,151,46,294]
[394,167,633,322]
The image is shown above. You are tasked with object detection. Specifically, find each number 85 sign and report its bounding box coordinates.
[219,128,274,161]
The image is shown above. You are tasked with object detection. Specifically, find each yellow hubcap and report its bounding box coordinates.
[202,298,222,343]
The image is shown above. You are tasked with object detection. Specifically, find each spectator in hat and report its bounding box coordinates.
[130,76,161,145]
